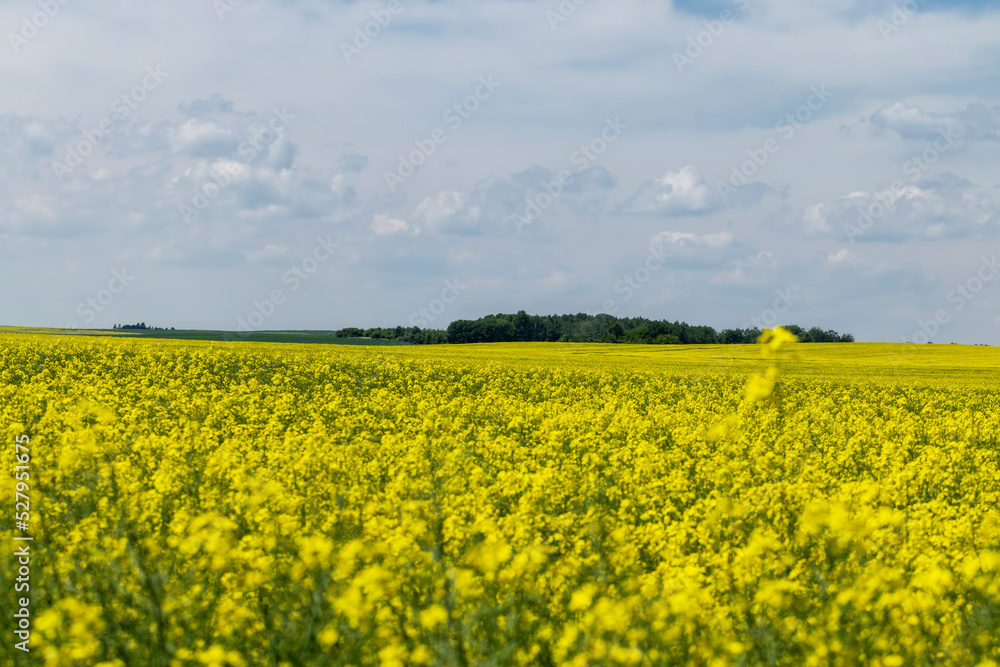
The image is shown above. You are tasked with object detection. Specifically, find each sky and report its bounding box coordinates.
[1,0,998,344]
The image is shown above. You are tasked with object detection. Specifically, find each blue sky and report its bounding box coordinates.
[1,0,999,343]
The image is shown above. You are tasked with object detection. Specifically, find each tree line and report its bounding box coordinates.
[336,312,854,345]
[113,323,175,331]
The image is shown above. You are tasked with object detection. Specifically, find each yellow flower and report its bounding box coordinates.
[419,604,450,630]
[378,643,408,667]
[758,326,798,356]
[744,368,778,403]
[316,625,340,649]
[569,584,597,612]
[4,330,998,666]
[410,645,432,664]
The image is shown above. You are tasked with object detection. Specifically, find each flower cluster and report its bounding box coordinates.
[1,332,998,665]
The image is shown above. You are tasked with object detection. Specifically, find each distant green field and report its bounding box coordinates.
[0,326,411,346]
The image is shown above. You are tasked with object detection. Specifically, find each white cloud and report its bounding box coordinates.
[712,250,779,286]
[621,166,716,215]
[646,229,748,273]
[411,191,482,235]
[168,119,237,157]
[803,174,998,242]
[651,230,733,248]
[827,248,849,264]
[371,214,413,236]
[13,194,57,222]
[870,101,1000,143]
[246,244,287,263]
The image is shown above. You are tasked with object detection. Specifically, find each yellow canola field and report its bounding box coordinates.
[1,332,999,666]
